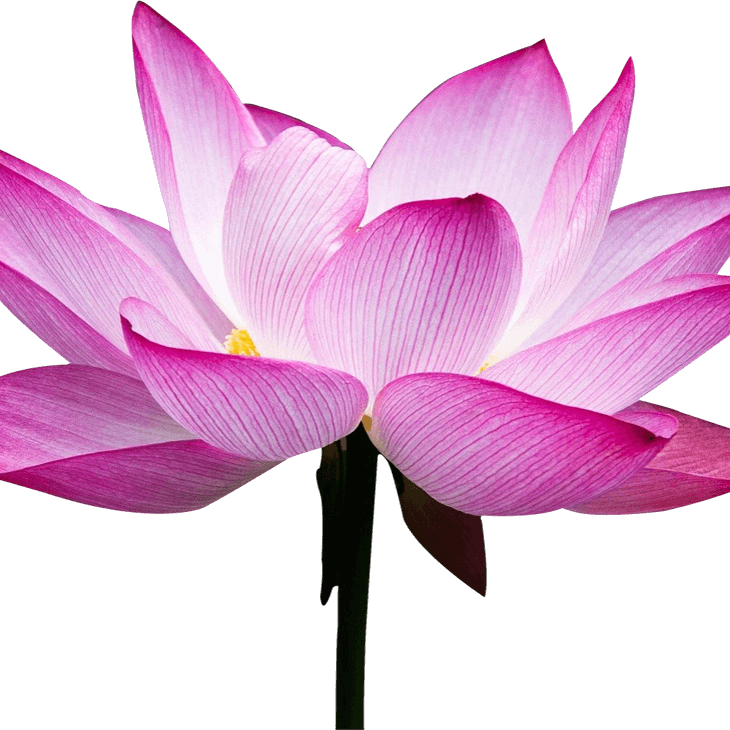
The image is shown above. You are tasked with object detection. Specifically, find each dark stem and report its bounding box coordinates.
[317,424,379,729]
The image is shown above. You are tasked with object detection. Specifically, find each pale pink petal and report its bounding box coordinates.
[223,127,367,360]
[533,187,730,342]
[245,104,350,149]
[133,2,265,313]
[370,373,675,516]
[366,41,572,241]
[104,207,232,339]
[485,281,730,414]
[570,402,730,514]
[0,262,136,377]
[0,162,220,353]
[120,297,198,350]
[122,314,368,461]
[0,365,275,513]
[502,60,634,353]
[306,196,521,402]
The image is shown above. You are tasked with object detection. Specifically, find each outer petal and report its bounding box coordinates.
[223,127,367,360]
[485,282,730,414]
[245,104,350,149]
[501,60,634,353]
[104,207,232,339]
[366,40,572,241]
[0,262,136,376]
[306,195,522,402]
[0,365,275,513]
[570,402,730,514]
[538,187,730,339]
[370,373,675,516]
[133,2,265,314]
[122,311,368,461]
[0,162,219,352]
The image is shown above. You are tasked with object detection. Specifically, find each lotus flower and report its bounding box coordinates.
[2,3,730,727]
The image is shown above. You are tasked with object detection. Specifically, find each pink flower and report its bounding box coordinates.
[3,1,730,536]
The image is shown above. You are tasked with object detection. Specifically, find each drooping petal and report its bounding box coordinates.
[223,127,367,360]
[570,402,730,514]
[104,207,232,339]
[306,195,522,401]
[245,104,350,149]
[501,60,635,353]
[122,310,368,461]
[0,365,276,512]
[0,262,136,376]
[0,162,220,353]
[538,187,730,339]
[366,41,572,241]
[485,281,730,414]
[370,373,675,516]
[132,2,265,315]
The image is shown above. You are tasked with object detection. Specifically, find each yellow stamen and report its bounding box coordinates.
[224,329,261,356]
[477,354,498,374]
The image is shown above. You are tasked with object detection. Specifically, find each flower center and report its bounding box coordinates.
[224,329,260,356]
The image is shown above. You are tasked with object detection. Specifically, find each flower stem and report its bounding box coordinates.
[317,424,379,729]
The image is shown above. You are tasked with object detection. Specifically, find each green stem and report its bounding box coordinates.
[317,424,379,729]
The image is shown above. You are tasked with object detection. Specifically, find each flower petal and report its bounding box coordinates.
[0,161,220,352]
[122,311,368,461]
[104,207,232,339]
[501,60,634,353]
[485,281,730,414]
[0,262,136,376]
[366,40,572,241]
[539,187,730,339]
[0,365,275,512]
[132,2,265,315]
[570,402,730,514]
[245,104,350,149]
[370,373,675,516]
[223,127,367,360]
[307,195,521,402]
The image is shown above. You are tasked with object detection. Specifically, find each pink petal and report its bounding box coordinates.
[133,3,265,313]
[104,207,232,339]
[223,127,367,360]
[503,60,634,352]
[366,41,572,242]
[542,212,730,337]
[0,262,136,377]
[570,402,730,514]
[370,373,675,516]
[485,281,730,414]
[306,195,522,402]
[245,104,351,149]
[122,312,368,461]
[0,162,220,353]
[0,365,275,512]
[534,187,730,341]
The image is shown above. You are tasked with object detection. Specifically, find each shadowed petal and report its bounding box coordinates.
[370,373,675,516]
[0,365,276,512]
[307,195,521,402]
[245,104,350,149]
[122,310,368,461]
[570,402,730,514]
[133,2,265,315]
[485,281,730,414]
[224,127,367,360]
[366,41,572,241]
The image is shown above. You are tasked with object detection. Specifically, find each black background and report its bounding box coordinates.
[0,1,730,728]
